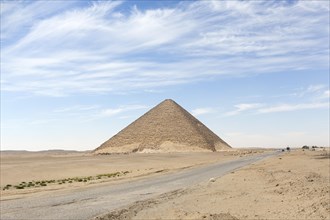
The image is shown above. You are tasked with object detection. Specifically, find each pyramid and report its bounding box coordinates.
[94,99,231,154]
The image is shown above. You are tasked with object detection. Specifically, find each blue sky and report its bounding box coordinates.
[1,0,329,151]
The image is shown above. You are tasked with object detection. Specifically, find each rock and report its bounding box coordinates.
[209,178,216,182]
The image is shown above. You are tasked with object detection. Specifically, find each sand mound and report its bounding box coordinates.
[94,99,231,154]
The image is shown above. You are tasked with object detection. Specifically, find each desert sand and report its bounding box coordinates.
[1,149,329,220]
[96,149,330,220]
[0,149,262,198]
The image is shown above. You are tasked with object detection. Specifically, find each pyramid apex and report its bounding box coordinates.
[159,99,177,106]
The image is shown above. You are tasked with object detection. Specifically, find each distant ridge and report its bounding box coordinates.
[94,99,231,153]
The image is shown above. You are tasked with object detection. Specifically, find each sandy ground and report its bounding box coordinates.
[0,149,263,198]
[2,149,328,220]
[99,149,330,220]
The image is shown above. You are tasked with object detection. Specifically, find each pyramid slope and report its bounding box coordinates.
[94,99,231,153]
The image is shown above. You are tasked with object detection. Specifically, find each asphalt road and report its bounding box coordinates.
[0,151,279,220]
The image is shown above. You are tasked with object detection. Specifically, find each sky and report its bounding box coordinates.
[1,0,329,151]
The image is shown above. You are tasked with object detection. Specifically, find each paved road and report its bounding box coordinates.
[1,152,279,220]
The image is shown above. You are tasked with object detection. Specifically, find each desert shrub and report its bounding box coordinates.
[28,183,35,187]
[3,171,133,190]
[19,183,26,187]
[3,184,12,190]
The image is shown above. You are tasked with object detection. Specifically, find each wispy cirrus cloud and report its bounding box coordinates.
[100,105,148,117]
[258,102,329,113]
[293,84,329,98]
[308,85,330,100]
[321,90,330,99]
[226,84,329,116]
[0,0,80,43]
[225,101,328,116]
[307,84,327,93]
[225,103,263,116]
[53,105,100,113]
[192,107,216,116]
[1,0,329,96]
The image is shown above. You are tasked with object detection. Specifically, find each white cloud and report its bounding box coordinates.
[226,96,329,115]
[192,108,216,116]
[225,103,263,116]
[100,105,148,117]
[1,0,329,96]
[54,105,99,113]
[293,84,329,98]
[307,84,326,93]
[321,90,330,99]
[101,108,124,117]
[258,102,329,113]
[0,1,79,42]
[226,84,330,116]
